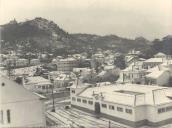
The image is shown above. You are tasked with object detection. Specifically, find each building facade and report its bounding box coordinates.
[0,76,46,127]
[55,58,79,73]
[70,83,172,127]
[23,76,52,93]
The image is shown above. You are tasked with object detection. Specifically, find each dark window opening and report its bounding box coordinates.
[7,110,11,123]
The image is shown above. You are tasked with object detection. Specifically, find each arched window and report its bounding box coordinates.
[7,109,11,123]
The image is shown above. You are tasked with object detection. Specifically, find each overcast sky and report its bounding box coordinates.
[0,0,172,40]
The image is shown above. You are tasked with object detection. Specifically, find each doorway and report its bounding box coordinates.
[95,102,101,114]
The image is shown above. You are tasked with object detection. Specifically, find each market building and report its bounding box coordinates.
[70,82,172,127]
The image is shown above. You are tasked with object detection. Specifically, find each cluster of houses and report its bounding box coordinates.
[1,48,172,127]
[0,51,40,68]
[69,51,172,127]
[1,50,172,94]
[118,52,172,86]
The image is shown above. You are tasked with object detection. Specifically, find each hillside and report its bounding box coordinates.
[1,17,171,56]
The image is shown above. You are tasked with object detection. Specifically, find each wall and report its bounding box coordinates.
[134,105,147,122]
[155,103,172,122]
[157,71,170,86]
[100,101,135,122]
[0,100,46,127]
[71,96,95,111]
[71,95,135,122]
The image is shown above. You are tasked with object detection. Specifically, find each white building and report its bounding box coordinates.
[128,49,141,56]
[54,74,73,88]
[145,63,172,86]
[73,68,97,83]
[4,58,29,67]
[54,58,79,73]
[125,56,138,67]
[125,49,141,66]
[15,59,29,67]
[48,71,64,80]
[13,66,39,77]
[70,83,172,127]
[154,52,168,59]
[0,76,46,127]
[117,62,146,84]
[30,59,40,66]
[23,76,52,93]
[142,58,166,69]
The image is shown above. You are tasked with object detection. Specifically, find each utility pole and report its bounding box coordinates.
[7,60,15,79]
[76,71,81,88]
[7,61,12,77]
[50,79,55,112]
[108,120,111,128]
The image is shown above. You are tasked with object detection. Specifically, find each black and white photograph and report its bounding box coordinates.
[0,0,172,127]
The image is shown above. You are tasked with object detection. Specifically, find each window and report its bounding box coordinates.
[166,106,172,112]
[117,107,123,112]
[158,106,172,114]
[167,106,172,111]
[71,90,75,94]
[109,105,114,110]
[125,109,132,114]
[88,101,93,105]
[7,109,10,123]
[102,104,107,108]
[0,110,3,124]
[72,97,76,101]
[82,99,87,104]
[158,108,165,114]
[77,98,81,102]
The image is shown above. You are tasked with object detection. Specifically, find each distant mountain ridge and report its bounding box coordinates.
[1,17,171,56]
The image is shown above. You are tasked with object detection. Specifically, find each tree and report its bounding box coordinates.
[15,77,23,85]
[114,55,126,69]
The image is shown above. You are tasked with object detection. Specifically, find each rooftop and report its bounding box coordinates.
[115,90,144,95]
[0,76,40,104]
[146,64,171,79]
[25,76,51,86]
[104,65,115,70]
[154,52,166,57]
[78,84,172,106]
[58,58,76,62]
[122,62,144,72]
[146,70,166,79]
[144,58,164,63]
[55,74,70,81]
